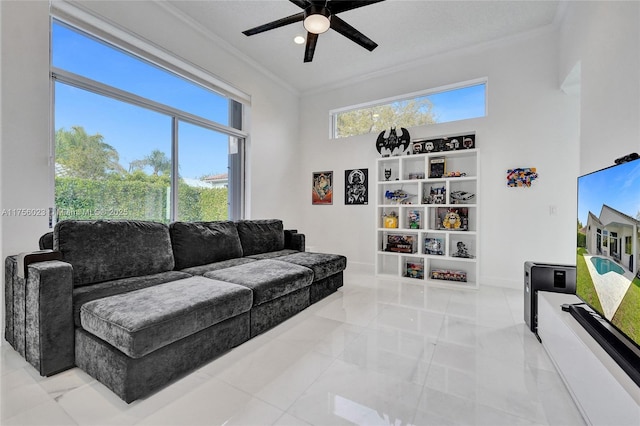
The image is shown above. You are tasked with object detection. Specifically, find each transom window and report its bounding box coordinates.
[331,80,487,139]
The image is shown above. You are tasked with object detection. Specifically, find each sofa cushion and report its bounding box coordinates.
[245,249,300,260]
[275,252,347,282]
[80,276,252,359]
[72,271,192,327]
[180,257,257,276]
[204,259,313,306]
[235,220,284,256]
[54,220,175,287]
[169,221,243,270]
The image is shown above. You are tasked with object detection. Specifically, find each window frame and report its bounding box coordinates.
[329,78,488,139]
[49,12,249,221]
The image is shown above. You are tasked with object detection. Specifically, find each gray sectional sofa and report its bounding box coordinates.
[4,219,346,403]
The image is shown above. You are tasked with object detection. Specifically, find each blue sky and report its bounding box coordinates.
[426,84,486,123]
[577,159,640,226]
[53,22,230,179]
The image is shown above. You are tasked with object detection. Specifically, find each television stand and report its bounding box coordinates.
[537,293,639,425]
[568,304,640,387]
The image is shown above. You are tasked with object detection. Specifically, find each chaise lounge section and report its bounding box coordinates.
[4,218,346,402]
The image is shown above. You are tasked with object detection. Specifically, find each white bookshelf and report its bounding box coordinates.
[375,145,479,288]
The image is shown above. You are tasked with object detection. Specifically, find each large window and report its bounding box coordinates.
[331,80,486,139]
[51,20,246,222]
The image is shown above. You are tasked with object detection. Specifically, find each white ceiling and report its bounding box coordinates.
[163,0,561,94]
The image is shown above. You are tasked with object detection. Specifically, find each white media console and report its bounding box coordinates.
[538,292,640,425]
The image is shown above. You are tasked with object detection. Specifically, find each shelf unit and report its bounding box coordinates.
[375,148,479,288]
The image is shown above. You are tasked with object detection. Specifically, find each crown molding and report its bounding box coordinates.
[155,0,300,97]
[301,21,558,98]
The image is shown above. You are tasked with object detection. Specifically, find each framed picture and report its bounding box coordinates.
[312,171,333,205]
[345,168,368,205]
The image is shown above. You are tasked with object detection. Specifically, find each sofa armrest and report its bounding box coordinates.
[284,230,305,252]
[7,258,75,376]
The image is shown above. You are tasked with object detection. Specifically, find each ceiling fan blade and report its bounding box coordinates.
[242,12,304,36]
[289,0,311,9]
[330,15,378,51]
[328,0,385,15]
[304,32,319,63]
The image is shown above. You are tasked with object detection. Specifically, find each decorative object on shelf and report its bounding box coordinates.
[408,172,425,180]
[430,269,467,282]
[507,168,538,187]
[384,168,392,181]
[450,190,475,204]
[405,260,424,279]
[424,186,446,204]
[385,189,415,204]
[424,238,444,255]
[452,241,475,258]
[429,157,446,178]
[376,127,411,157]
[383,211,398,228]
[462,136,475,149]
[312,171,333,205]
[411,140,431,154]
[413,133,475,154]
[438,207,469,231]
[345,169,368,205]
[445,171,467,178]
[385,235,415,253]
[408,210,421,229]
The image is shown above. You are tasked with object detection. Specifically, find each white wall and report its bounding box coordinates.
[558,1,640,174]
[0,0,52,259]
[297,28,580,287]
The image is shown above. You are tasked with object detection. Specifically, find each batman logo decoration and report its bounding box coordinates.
[376,127,411,156]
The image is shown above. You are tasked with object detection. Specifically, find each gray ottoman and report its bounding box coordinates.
[76,276,252,402]
[204,259,314,336]
[276,252,347,303]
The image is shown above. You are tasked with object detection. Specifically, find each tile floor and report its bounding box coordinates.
[1,271,585,425]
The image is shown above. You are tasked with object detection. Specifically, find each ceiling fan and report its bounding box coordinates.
[242,0,385,63]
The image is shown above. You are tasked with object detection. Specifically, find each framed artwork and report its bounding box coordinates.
[312,171,333,205]
[345,168,368,205]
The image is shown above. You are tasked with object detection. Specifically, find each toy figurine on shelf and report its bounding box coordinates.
[438,207,469,231]
[443,209,461,230]
[384,168,392,181]
[424,238,444,255]
[385,189,415,204]
[450,190,475,204]
[452,241,475,258]
[408,210,421,229]
[383,211,398,228]
[445,171,467,178]
[424,186,446,204]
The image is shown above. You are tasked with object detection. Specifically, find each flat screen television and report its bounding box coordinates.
[576,155,640,386]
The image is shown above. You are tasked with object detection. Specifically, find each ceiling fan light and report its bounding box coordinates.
[304,6,331,34]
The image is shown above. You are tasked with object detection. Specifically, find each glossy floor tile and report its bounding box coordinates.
[1,271,585,425]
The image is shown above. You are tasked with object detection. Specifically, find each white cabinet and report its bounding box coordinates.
[375,148,479,288]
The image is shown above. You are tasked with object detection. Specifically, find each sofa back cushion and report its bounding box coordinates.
[235,219,285,256]
[54,220,175,287]
[169,221,243,270]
